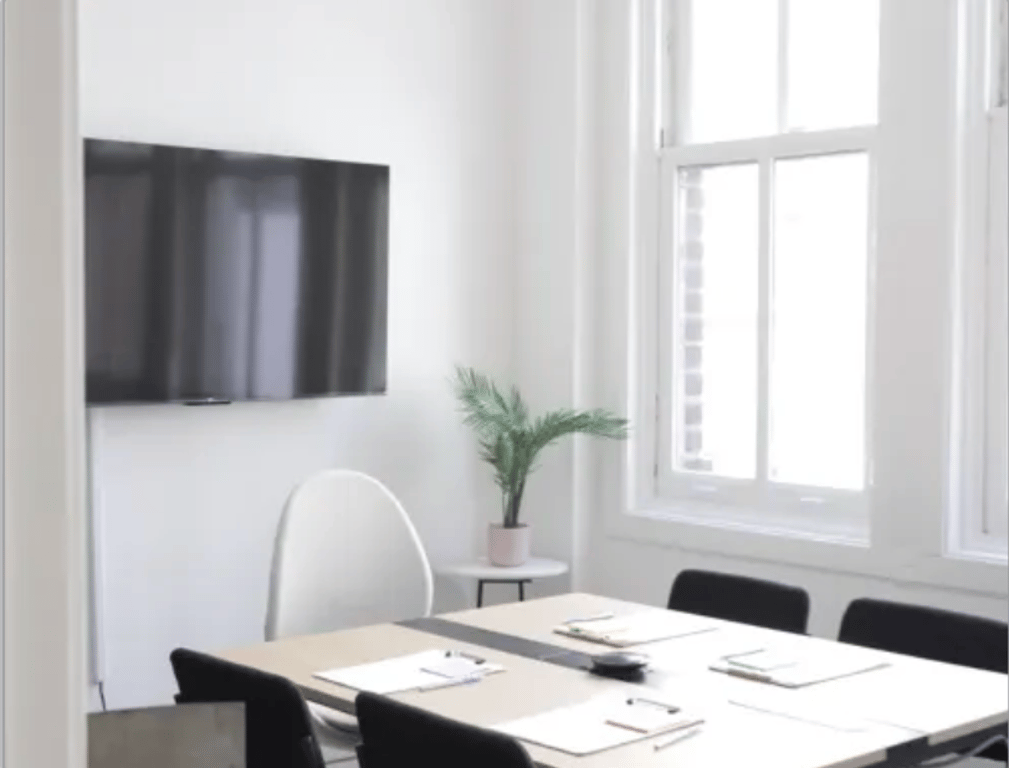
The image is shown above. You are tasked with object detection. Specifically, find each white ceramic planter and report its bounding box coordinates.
[488,523,531,567]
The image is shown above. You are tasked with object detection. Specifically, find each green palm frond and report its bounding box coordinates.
[452,366,630,527]
[452,366,528,437]
[528,408,629,452]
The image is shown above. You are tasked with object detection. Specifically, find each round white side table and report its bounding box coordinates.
[438,557,569,607]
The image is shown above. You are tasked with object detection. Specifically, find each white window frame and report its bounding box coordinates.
[949,0,1008,560]
[637,0,877,540]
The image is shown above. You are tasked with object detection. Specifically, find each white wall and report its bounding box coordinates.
[509,0,583,586]
[79,0,521,709]
[515,0,1008,638]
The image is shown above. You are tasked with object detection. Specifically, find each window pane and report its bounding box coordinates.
[685,0,778,143]
[674,164,759,479]
[769,153,869,490]
[787,0,880,130]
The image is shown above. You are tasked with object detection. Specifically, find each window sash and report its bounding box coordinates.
[989,0,1008,109]
[948,0,1008,558]
[649,0,877,529]
[983,106,1007,540]
[663,0,879,147]
[653,128,876,525]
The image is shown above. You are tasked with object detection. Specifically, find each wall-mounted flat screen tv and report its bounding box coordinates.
[84,138,389,404]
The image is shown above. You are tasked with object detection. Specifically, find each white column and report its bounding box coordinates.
[4,0,88,766]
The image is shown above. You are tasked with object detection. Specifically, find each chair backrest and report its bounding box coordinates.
[265,469,433,640]
[838,598,1009,674]
[355,691,536,768]
[169,648,324,768]
[667,569,811,634]
[88,702,245,768]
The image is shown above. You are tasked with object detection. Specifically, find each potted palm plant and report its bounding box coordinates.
[453,366,629,566]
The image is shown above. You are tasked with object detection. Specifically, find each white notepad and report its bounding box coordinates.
[553,612,718,647]
[710,645,888,688]
[494,693,703,756]
[728,686,872,732]
[314,650,504,694]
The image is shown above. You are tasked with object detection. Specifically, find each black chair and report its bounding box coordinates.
[667,569,811,634]
[355,690,536,768]
[170,647,326,768]
[839,598,1008,763]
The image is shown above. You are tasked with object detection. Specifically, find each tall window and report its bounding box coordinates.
[985,0,1007,540]
[654,0,879,529]
[950,0,1008,557]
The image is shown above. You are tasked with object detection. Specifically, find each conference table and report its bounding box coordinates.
[217,593,1008,768]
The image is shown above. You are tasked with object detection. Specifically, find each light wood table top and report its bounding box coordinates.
[216,592,1008,768]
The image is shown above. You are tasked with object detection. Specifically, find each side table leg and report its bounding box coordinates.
[477,580,485,608]
[518,581,525,601]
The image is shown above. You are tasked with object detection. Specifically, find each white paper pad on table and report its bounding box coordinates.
[314,650,504,694]
[553,612,718,647]
[812,662,1007,736]
[710,644,888,688]
[727,686,872,733]
[494,692,703,756]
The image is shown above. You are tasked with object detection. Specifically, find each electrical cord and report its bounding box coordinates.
[919,735,1007,767]
[97,680,107,711]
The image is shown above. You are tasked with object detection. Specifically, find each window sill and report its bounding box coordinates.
[945,543,1009,568]
[606,503,1008,597]
[632,501,870,548]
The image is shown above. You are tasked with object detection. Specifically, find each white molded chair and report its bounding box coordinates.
[265,469,434,745]
[266,469,434,640]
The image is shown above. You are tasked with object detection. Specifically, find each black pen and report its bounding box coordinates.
[626,696,679,713]
[447,650,486,664]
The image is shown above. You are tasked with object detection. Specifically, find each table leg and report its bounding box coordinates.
[476,579,533,607]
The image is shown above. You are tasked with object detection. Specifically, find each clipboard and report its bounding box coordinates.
[314,650,504,694]
[493,693,704,756]
[710,646,888,688]
[553,612,718,647]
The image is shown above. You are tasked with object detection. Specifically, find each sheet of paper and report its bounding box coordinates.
[494,692,702,756]
[314,650,503,694]
[606,704,690,734]
[724,649,799,672]
[554,612,718,647]
[818,662,1008,735]
[419,656,491,680]
[710,644,888,688]
[727,687,872,733]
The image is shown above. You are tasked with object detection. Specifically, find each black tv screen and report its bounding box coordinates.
[84,138,389,404]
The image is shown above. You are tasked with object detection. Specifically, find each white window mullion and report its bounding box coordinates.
[756,155,773,487]
[656,156,678,495]
[777,0,790,132]
[666,0,692,146]
[664,127,877,167]
[988,0,1008,109]
[983,105,1008,539]
[862,142,880,493]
